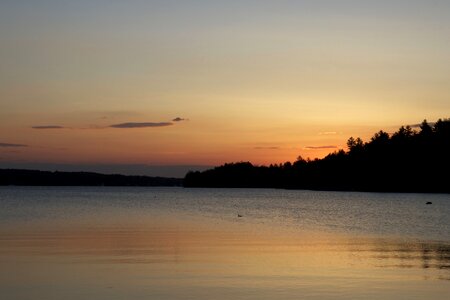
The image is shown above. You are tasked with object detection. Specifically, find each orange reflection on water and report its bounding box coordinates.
[0,218,449,300]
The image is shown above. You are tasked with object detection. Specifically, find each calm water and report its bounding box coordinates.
[0,187,449,299]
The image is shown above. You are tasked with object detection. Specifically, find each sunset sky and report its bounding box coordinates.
[1,1,449,175]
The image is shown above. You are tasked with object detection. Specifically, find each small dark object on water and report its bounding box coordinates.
[238,214,243,217]
[426,202,432,205]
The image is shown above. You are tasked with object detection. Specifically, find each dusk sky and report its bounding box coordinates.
[1,1,449,174]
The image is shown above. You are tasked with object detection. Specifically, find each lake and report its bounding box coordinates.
[0,187,449,299]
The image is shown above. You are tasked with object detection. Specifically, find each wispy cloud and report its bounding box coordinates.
[31,118,183,130]
[254,146,280,150]
[110,122,173,128]
[172,117,187,122]
[32,125,64,129]
[0,142,28,147]
[318,131,339,135]
[304,145,337,149]
[408,122,435,129]
[2,150,21,154]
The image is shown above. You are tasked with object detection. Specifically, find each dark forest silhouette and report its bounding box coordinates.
[0,169,182,186]
[184,119,450,193]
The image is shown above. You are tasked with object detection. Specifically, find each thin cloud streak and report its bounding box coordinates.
[32,125,64,129]
[409,122,435,129]
[0,142,28,148]
[304,145,338,149]
[110,122,173,128]
[254,146,280,150]
[172,117,187,122]
[30,120,181,130]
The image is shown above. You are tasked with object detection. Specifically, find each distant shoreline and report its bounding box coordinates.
[1,168,449,194]
[0,169,182,187]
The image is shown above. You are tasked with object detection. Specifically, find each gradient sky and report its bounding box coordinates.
[1,0,449,170]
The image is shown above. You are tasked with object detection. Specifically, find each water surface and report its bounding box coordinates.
[0,187,449,299]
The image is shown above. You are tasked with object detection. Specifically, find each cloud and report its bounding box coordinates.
[0,142,28,148]
[409,122,435,129]
[304,145,337,149]
[3,150,21,154]
[32,125,64,129]
[31,118,183,130]
[110,122,173,128]
[172,117,187,122]
[254,146,280,150]
[318,131,339,135]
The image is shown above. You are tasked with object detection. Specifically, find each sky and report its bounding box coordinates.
[0,0,449,176]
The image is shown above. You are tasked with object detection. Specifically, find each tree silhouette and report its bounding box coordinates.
[184,118,450,193]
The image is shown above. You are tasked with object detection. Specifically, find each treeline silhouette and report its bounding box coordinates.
[0,169,182,186]
[184,119,450,193]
